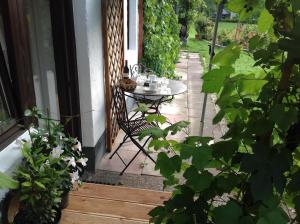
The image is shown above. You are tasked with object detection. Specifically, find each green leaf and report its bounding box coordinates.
[146,114,167,124]
[149,139,170,150]
[202,66,234,93]
[155,152,181,177]
[184,167,213,192]
[0,171,19,189]
[239,216,255,224]
[250,170,273,202]
[293,196,300,222]
[257,9,274,33]
[139,127,166,140]
[134,103,149,113]
[165,121,189,135]
[213,110,225,124]
[21,181,32,187]
[213,44,241,67]
[192,147,212,171]
[213,201,243,224]
[270,104,298,131]
[236,78,267,96]
[212,140,239,162]
[34,181,46,190]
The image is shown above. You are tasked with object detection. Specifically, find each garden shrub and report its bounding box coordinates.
[217,30,234,46]
[195,15,213,39]
[142,0,180,79]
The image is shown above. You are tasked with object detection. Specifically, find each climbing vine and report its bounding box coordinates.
[139,0,300,223]
[142,0,180,79]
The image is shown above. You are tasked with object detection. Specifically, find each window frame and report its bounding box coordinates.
[0,0,36,150]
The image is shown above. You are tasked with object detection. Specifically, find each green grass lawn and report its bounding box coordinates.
[183,22,258,74]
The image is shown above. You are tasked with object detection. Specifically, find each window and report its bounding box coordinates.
[0,1,36,149]
[0,10,16,136]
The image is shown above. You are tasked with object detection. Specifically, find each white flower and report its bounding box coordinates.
[64,157,76,167]
[42,137,48,142]
[70,171,79,184]
[72,141,82,152]
[77,158,88,167]
[208,140,214,146]
[195,141,202,147]
[45,160,50,166]
[51,146,64,158]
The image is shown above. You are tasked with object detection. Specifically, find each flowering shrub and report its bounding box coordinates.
[13,108,87,223]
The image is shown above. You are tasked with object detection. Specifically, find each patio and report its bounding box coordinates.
[82,51,225,190]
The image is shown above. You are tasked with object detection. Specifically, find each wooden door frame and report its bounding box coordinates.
[49,0,82,141]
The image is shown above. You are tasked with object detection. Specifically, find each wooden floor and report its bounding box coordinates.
[61,183,171,224]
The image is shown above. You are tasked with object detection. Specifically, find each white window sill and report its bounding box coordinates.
[0,131,30,200]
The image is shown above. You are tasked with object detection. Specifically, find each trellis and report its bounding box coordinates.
[102,0,124,151]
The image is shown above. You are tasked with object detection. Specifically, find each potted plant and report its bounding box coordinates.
[12,108,88,224]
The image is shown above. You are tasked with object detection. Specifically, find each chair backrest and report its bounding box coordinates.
[129,63,153,78]
[111,85,128,127]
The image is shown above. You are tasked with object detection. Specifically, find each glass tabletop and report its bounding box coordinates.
[126,79,187,97]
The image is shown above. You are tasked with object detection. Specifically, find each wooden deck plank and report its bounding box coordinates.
[70,183,170,206]
[61,210,148,224]
[66,195,155,221]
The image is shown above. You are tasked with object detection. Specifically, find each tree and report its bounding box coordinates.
[140,0,300,223]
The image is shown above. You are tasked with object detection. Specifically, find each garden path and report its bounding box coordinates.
[83,51,224,190]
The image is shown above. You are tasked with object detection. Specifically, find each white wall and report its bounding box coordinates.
[124,0,139,69]
[73,0,106,148]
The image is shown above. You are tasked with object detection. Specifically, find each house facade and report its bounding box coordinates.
[0,0,142,203]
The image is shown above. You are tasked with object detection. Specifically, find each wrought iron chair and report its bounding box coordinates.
[109,85,156,175]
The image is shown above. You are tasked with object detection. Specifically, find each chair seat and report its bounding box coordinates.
[121,118,156,136]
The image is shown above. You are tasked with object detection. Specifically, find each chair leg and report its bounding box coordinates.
[120,149,141,175]
[119,136,155,175]
[109,135,129,159]
[131,136,156,163]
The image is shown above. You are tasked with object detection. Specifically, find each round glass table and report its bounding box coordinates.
[126,79,187,97]
[124,79,187,116]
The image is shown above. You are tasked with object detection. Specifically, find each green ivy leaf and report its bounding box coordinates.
[202,66,234,93]
[184,167,213,192]
[213,201,243,224]
[257,9,274,33]
[155,152,181,177]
